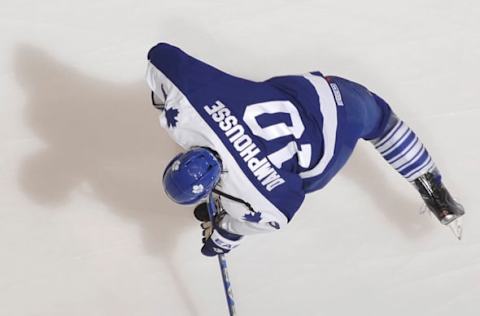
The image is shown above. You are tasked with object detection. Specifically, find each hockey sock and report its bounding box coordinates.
[371,116,437,182]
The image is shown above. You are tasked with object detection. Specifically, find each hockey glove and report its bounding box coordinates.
[194,203,243,257]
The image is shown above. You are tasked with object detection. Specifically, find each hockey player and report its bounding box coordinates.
[145,43,465,256]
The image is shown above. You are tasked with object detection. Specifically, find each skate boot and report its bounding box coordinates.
[413,170,465,239]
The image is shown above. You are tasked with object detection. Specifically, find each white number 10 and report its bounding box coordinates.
[243,101,312,169]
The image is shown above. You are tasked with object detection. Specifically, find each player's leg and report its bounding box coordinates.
[368,97,464,231]
[364,95,437,182]
[327,76,464,236]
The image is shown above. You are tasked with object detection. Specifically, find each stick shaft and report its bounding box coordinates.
[218,254,236,315]
[208,194,236,316]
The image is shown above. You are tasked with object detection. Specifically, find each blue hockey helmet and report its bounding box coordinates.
[163,147,221,205]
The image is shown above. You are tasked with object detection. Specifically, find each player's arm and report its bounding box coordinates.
[193,199,287,256]
[216,195,287,234]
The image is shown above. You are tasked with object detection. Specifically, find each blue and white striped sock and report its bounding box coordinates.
[372,119,436,182]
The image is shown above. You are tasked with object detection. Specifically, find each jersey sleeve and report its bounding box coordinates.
[218,213,285,235]
[216,195,287,235]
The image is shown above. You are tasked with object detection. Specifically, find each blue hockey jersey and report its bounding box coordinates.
[146,43,350,234]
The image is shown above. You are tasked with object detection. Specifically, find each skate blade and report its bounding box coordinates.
[447,217,463,240]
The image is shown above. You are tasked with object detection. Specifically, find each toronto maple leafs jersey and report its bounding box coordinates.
[146,43,350,235]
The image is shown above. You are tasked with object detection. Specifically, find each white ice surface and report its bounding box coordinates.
[1,1,479,315]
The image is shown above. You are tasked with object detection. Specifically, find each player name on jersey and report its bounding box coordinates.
[204,101,286,192]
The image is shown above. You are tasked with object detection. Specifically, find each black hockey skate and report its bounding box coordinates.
[414,170,465,238]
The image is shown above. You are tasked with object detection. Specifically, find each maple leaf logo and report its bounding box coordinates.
[192,184,204,194]
[165,107,179,128]
[243,211,262,223]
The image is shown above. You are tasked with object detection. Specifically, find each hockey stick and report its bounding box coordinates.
[207,193,237,316]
